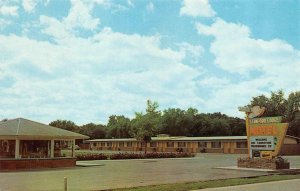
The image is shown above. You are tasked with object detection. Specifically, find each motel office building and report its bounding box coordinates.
[0,118,88,170]
[87,135,300,155]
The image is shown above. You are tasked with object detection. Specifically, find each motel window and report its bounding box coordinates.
[0,140,15,158]
[178,142,186,147]
[167,142,174,148]
[126,142,132,147]
[141,142,145,147]
[119,142,124,147]
[150,142,157,147]
[54,140,73,157]
[106,142,112,147]
[198,142,207,148]
[101,142,105,147]
[26,140,51,158]
[236,141,247,148]
[211,141,221,148]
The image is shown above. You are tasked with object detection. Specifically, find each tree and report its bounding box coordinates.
[249,90,300,137]
[130,100,161,153]
[1,118,8,122]
[49,120,78,132]
[250,90,287,117]
[286,91,300,120]
[286,91,300,136]
[159,108,188,136]
[80,123,106,139]
[106,115,131,138]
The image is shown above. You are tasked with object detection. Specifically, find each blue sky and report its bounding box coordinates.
[0,0,299,125]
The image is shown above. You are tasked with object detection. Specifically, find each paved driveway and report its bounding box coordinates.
[195,179,300,191]
[0,154,299,191]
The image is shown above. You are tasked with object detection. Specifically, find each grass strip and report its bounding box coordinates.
[106,174,300,191]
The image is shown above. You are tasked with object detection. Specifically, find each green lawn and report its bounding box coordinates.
[108,174,300,191]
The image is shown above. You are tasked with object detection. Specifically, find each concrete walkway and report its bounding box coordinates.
[193,179,300,191]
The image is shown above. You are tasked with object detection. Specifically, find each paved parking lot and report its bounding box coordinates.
[0,154,299,191]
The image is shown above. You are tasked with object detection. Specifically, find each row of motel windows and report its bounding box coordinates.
[93,141,248,149]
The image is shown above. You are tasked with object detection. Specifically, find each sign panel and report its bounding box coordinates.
[249,116,282,124]
[239,106,289,158]
[248,122,288,158]
[250,136,274,150]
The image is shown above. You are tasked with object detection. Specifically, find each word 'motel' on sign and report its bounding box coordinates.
[248,116,288,158]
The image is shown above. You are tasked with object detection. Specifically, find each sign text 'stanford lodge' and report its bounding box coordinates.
[249,116,282,124]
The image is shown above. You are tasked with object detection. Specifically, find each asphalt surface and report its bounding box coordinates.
[0,154,299,191]
[195,178,300,191]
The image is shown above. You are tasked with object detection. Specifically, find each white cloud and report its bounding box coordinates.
[0,5,19,16]
[127,0,134,7]
[64,0,100,31]
[146,2,154,13]
[196,19,300,75]
[0,19,12,29]
[39,0,102,41]
[0,26,203,124]
[198,76,230,89]
[179,42,204,65]
[195,18,300,117]
[180,0,215,18]
[22,0,39,12]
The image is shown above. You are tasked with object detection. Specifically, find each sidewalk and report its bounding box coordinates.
[192,179,300,191]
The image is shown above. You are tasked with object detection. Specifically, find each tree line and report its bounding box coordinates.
[49,100,245,140]
[49,90,300,140]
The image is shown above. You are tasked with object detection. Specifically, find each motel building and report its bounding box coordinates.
[86,134,300,155]
[0,118,89,171]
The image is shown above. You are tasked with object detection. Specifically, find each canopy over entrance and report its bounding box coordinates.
[0,118,89,170]
[0,118,88,140]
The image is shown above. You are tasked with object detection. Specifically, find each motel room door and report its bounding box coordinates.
[224,142,235,154]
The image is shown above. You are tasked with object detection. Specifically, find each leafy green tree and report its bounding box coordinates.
[249,90,300,137]
[250,90,287,117]
[80,123,106,139]
[228,117,246,136]
[106,115,131,138]
[130,100,161,153]
[286,91,300,136]
[160,108,188,136]
[286,91,300,120]
[49,120,78,132]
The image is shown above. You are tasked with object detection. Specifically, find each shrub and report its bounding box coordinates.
[110,153,144,160]
[76,153,108,161]
[76,152,195,160]
[110,152,195,160]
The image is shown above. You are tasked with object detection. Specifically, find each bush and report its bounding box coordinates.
[76,153,108,161]
[76,152,195,160]
[110,152,195,160]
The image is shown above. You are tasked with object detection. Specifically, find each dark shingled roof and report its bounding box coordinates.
[0,118,89,139]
